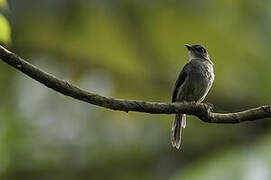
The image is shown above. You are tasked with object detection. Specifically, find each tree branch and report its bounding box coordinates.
[0,45,270,123]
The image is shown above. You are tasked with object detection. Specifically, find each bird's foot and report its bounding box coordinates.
[205,102,214,110]
[187,100,196,104]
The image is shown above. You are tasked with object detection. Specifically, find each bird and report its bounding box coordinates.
[171,44,214,149]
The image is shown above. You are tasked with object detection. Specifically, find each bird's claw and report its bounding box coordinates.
[205,102,214,110]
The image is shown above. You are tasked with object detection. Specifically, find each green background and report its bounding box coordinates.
[0,0,271,179]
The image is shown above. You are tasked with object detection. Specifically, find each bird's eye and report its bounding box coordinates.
[197,47,206,53]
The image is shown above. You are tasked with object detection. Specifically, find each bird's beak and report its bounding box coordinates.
[185,44,192,50]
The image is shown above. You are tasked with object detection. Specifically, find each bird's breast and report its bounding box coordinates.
[176,61,214,102]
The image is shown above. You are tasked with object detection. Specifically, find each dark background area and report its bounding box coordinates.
[0,0,271,179]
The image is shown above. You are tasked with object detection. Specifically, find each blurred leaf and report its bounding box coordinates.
[172,132,271,180]
[0,0,8,9]
[0,13,11,44]
[4,0,271,179]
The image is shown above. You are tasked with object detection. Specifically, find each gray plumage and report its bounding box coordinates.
[171,44,214,149]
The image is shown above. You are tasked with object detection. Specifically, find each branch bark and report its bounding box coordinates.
[0,45,270,123]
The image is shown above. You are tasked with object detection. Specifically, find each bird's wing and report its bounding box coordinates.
[172,64,189,102]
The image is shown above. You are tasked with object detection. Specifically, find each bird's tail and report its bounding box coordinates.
[171,114,186,149]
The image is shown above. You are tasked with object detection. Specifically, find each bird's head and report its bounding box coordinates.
[185,44,210,60]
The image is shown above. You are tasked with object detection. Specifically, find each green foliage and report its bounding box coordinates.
[1,0,271,179]
[0,0,8,9]
[0,14,11,44]
[173,133,271,180]
[0,0,10,44]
